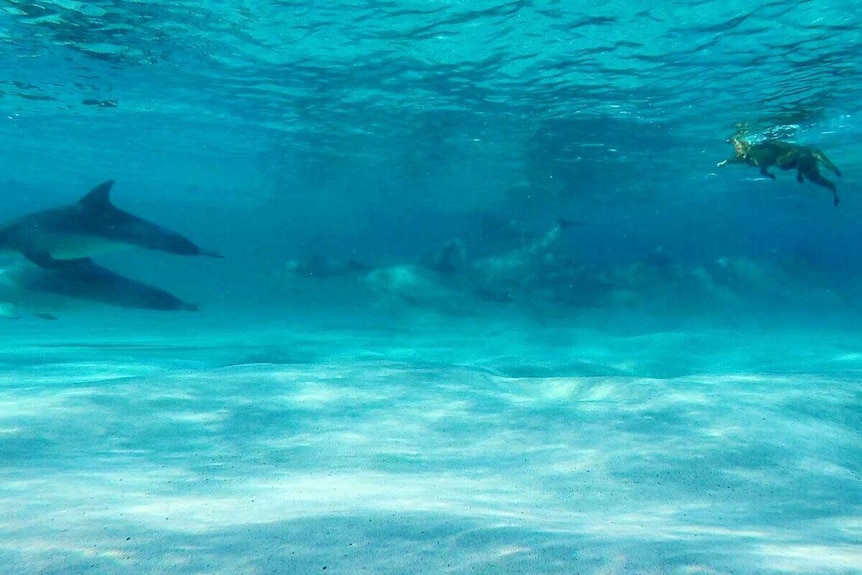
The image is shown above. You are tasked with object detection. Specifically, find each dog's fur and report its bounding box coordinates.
[718,136,842,205]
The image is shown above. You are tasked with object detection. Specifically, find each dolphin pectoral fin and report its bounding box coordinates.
[23,251,90,269]
[33,313,58,321]
[78,180,116,208]
[23,249,60,268]
[201,250,224,259]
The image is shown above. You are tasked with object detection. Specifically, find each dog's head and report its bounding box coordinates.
[727,135,750,158]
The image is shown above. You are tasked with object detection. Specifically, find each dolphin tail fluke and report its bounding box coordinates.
[200,250,224,259]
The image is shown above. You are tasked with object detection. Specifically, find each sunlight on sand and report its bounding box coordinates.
[1,324,860,574]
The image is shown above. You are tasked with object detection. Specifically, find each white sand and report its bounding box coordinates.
[0,315,860,574]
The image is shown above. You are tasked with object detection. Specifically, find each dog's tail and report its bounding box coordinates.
[814,150,842,177]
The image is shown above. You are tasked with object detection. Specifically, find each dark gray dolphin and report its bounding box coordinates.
[0,258,198,318]
[0,180,223,267]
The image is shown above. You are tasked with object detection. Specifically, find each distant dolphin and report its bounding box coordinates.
[471,217,577,277]
[284,254,371,278]
[0,258,198,319]
[361,262,476,315]
[0,180,223,267]
[361,218,579,307]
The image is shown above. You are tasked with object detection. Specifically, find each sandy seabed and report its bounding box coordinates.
[1,312,860,574]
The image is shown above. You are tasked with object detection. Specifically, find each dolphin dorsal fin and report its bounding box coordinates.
[79,180,116,209]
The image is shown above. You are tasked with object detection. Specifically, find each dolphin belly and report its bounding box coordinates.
[0,227,130,262]
[37,232,130,260]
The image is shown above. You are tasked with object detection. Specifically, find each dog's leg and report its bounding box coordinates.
[759,167,776,179]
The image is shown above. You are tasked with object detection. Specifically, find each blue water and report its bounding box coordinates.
[1,2,861,573]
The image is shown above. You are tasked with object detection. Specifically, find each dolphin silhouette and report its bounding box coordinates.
[0,258,198,318]
[0,180,223,267]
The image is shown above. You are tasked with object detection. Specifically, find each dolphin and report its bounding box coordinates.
[467,217,578,302]
[361,218,580,308]
[0,180,223,267]
[361,262,477,316]
[0,258,198,319]
[283,254,371,279]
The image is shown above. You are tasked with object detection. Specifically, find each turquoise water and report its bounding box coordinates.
[1,2,861,573]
